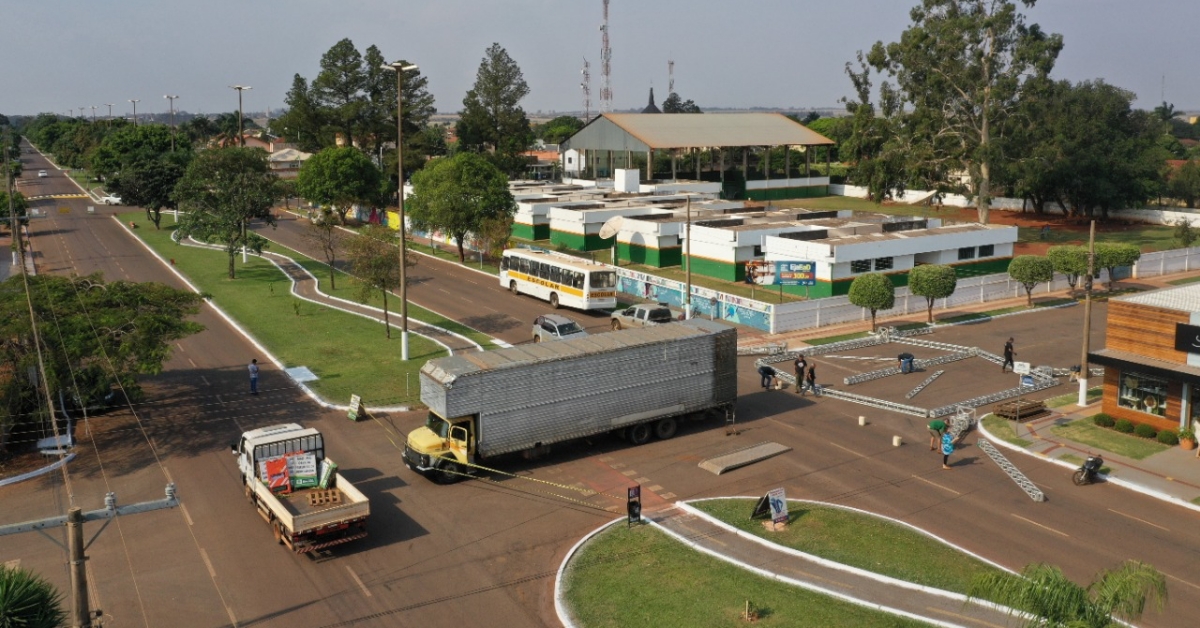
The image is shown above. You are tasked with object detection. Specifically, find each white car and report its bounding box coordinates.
[37,170,47,178]
[99,195,123,205]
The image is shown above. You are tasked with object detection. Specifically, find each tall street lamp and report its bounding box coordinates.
[105,103,114,124]
[164,94,180,151]
[90,106,97,123]
[79,106,86,121]
[129,99,140,126]
[230,85,251,146]
[382,61,417,360]
[1078,220,1096,406]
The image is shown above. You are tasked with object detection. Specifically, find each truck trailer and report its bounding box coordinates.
[404,319,737,483]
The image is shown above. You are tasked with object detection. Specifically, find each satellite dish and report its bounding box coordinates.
[598,215,624,240]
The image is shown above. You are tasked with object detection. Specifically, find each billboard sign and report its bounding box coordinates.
[773,261,816,286]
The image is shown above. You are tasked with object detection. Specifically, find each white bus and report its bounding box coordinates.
[499,249,618,310]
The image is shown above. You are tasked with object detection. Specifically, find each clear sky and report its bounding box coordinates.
[2,0,1194,120]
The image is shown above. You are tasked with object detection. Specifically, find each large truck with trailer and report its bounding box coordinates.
[232,424,370,552]
[404,319,737,483]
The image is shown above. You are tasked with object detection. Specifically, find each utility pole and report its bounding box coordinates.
[105,103,114,123]
[685,195,692,319]
[164,94,180,151]
[128,99,140,126]
[230,85,251,146]
[4,126,23,267]
[89,105,97,123]
[383,61,417,360]
[1078,220,1096,406]
[0,486,179,628]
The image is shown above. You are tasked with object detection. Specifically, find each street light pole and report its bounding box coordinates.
[685,195,692,319]
[383,61,417,360]
[90,106,97,123]
[230,85,251,146]
[164,94,179,151]
[105,103,114,124]
[1078,220,1096,406]
[128,99,140,126]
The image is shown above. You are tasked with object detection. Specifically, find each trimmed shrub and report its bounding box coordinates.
[1114,419,1135,433]
[1157,429,1180,446]
[1134,423,1158,439]
[1092,413,1115,428]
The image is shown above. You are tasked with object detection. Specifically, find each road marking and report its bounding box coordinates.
[199,548,217,578]
[926,606,1005,627]
[911,474,961,495]
[792,567,850,588]
[1012,514,1069,537]
[621,470,638,476]
[3,559,18,569]
[180,503,194,526]
[346,565,373,597]
[634,476,650,484]
[188,358,197,368]
[828,441,864,457]
[1165,571,1200,591]
[659,493,676,500]
[200,375,210,387]
[1106,508,1169,532]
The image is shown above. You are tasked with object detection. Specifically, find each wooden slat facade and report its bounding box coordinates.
[1105,301,1188,364]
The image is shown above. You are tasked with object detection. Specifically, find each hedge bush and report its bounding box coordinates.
[1114,419,1135,433]
[1092,413,1115,428]
[1157,429,1180,446]
[1134,423,1158,439]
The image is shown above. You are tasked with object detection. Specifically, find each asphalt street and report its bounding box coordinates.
[2,145,1196,628]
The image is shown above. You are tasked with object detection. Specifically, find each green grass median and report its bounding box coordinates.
[562,523,928,627]
[691,499,1011,595]
[124,213,448,406]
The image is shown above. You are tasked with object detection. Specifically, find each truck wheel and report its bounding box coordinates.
[509,280,519,294]
[654,417,678,440]
[533,334,542,343]
[435,461,463,485]
[549,292,560,309]
[611,319,622,331]
[628,423,652,445]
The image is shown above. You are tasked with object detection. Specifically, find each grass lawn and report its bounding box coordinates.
[936,298,1076,325]
[563,523,928,628]
[693,500,1012,597]
[775,196,928,216]
[1017,223,1179,252]
[804,330,870,346]
[1045,387,1102,408]
[1050,418,1170,460]
[982,414,1032,448]
[126,213,447,405]
[1167,275,1200,286]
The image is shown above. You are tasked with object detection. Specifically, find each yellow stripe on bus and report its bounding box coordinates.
[508,272,585,297]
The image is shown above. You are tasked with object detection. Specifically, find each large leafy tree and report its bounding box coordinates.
[847,272,895,331]
[907,264,957,323]
[840,52,910,202]
[1093,243,1141,291]
[311,38,367,149]
[1007,255,1053,305]
[537,115,585,145]
[662,92,702,114]
[1169,159,1200,208]
[0,274,205,452]
[305,208,342,290]
[296,146,382,224]
[407,153,516,263]
[0,190,27,234]
[863,0,1063,223]
[1046,245,1088,294]
[456,43,534,176]
[173,147,280,279]
[968,560,1166,628]
[274,74,328,152]
[0,564,67,628]
[111,152,192,229]
[90,124,179,182]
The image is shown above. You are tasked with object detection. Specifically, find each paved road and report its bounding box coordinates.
[3,145,1194,627]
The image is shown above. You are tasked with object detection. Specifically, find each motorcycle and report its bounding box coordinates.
[1072,454,1104,486]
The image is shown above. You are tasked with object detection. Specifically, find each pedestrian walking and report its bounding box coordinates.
[805,362,819,396]
[249,359,260,395]
[941,431,954,470]
[1001,337,1015,373]
[793,356,807,394]
[928,419,947,451]
[758,364,776,390]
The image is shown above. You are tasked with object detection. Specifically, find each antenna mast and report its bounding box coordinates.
[581,58,592,121]
[668,58,675,95]
[599,0,613,113]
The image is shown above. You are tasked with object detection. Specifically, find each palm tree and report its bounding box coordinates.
[0,564,67,628]
[968,560,1167,628]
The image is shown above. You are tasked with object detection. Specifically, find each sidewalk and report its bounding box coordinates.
[995,401,1200,511]
[648,505,1024,628]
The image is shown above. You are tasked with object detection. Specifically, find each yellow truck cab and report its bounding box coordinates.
[404,411,475,484]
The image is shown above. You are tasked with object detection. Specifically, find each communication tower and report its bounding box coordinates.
[599,0,613,113]
[581,58,592,121]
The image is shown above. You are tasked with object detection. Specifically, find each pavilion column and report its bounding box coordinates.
[765,146,771,184]
[786,146,791,187]
[647,149,653,181]
[720,149,725,182]
[671,150,677,180]
[742,149,748,181]
[805,145,811,179]
[695,148,701,181]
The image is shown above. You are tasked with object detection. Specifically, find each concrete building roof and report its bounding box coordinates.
[562,113,834,153]
[1118,283,1200,313]
[815,223,996,245]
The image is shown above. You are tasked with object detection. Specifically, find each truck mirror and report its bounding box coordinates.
[230,443,238,454]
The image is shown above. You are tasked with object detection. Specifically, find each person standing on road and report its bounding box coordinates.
[793,355,807,394]
[928,419,947,451]
[805,362,819,396]
[758,364,776,390]
[941,430,954,470]
[249,359,260,395]
[1001,337,1016,373]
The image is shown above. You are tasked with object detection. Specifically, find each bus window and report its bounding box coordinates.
[539,263,550,280]
[500,256,509,271]
[519,258,529,274]
[590,271,616,289]
[572,271,584,289]
[550,266,561,284]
